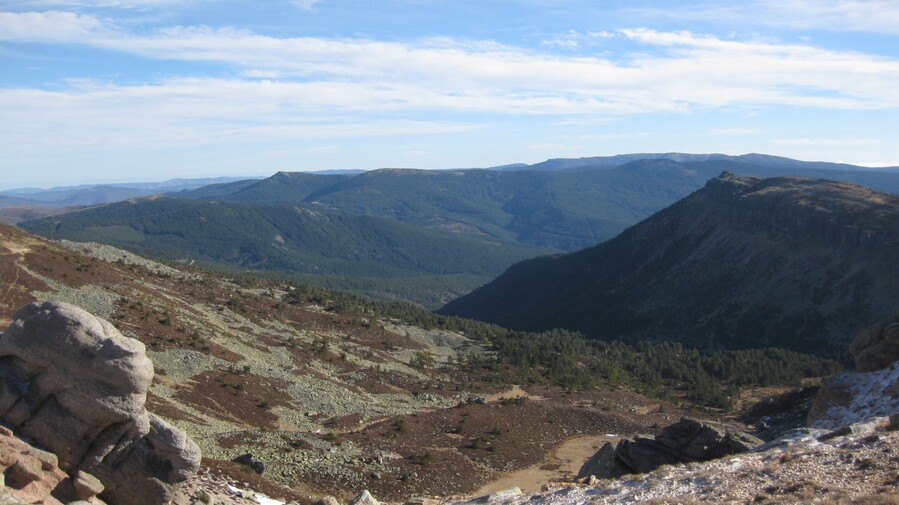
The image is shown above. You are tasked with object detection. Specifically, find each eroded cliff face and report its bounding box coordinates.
[442,173,899,356]
[702,173,898,257]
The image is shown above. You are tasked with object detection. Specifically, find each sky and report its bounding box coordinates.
[1,0,899,189]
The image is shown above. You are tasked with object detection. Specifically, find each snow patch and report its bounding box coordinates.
[810,361,899,429]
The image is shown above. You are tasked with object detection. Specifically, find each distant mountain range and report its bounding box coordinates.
[497,152,899,173]
[5,153,897,210]
[440,173,899,358]
[176,157,899,250]
[0,176,260,208]
[16,154,899,306]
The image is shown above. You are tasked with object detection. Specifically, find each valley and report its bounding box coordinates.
[0,212,846,502]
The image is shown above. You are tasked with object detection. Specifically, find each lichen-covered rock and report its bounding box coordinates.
[0,301,200,505]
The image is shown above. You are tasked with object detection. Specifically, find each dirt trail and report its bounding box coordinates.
[484,385,544,402]
[475,433,620,495]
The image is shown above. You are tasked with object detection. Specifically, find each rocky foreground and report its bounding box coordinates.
[173,416,899,505]
[473,415,899,505]
[5,415,896,505]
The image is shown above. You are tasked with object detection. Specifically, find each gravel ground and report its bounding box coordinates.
[22,263,120,318]
[57,239,197,279]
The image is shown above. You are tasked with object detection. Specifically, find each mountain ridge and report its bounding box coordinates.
[440,172,899,357]
[16,155,899,305]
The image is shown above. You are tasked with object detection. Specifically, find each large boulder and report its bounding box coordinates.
[0,301,200,505]
[580,418,763,479]
[656,417,763,459]
[615,435,685,473]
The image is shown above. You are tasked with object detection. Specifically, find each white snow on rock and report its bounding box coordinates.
[809,361,899,429]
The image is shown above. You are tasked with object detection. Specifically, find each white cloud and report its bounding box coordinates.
[540,37,579,49]
[5,0,209,9]
[0,10,102,41]
[0,79,486,152]
[3,17,893,114]
[755,0,899,34]
[631,0,899,35]
[1,15,897,150]
[616,28,899,109]
[540,29,616,50]
[2,11,899,173]
[2,9,898,119]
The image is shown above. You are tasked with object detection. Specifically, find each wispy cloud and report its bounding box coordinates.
[630,0,899,35]
[0,10,101,41]
[2,8,899,176]
[540,29,615,50]
[0,78,486,151]
[3,12,898,114]
[5,0,210,9]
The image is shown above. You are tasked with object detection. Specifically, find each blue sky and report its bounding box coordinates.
[2,0,899,189]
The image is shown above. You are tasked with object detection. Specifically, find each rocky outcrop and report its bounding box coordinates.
[808,311,899,429]
[578,418,763,479]
[849,311,899,372]
[0,423,108,504]
[808,356,899,429]
[0,301,201,505]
